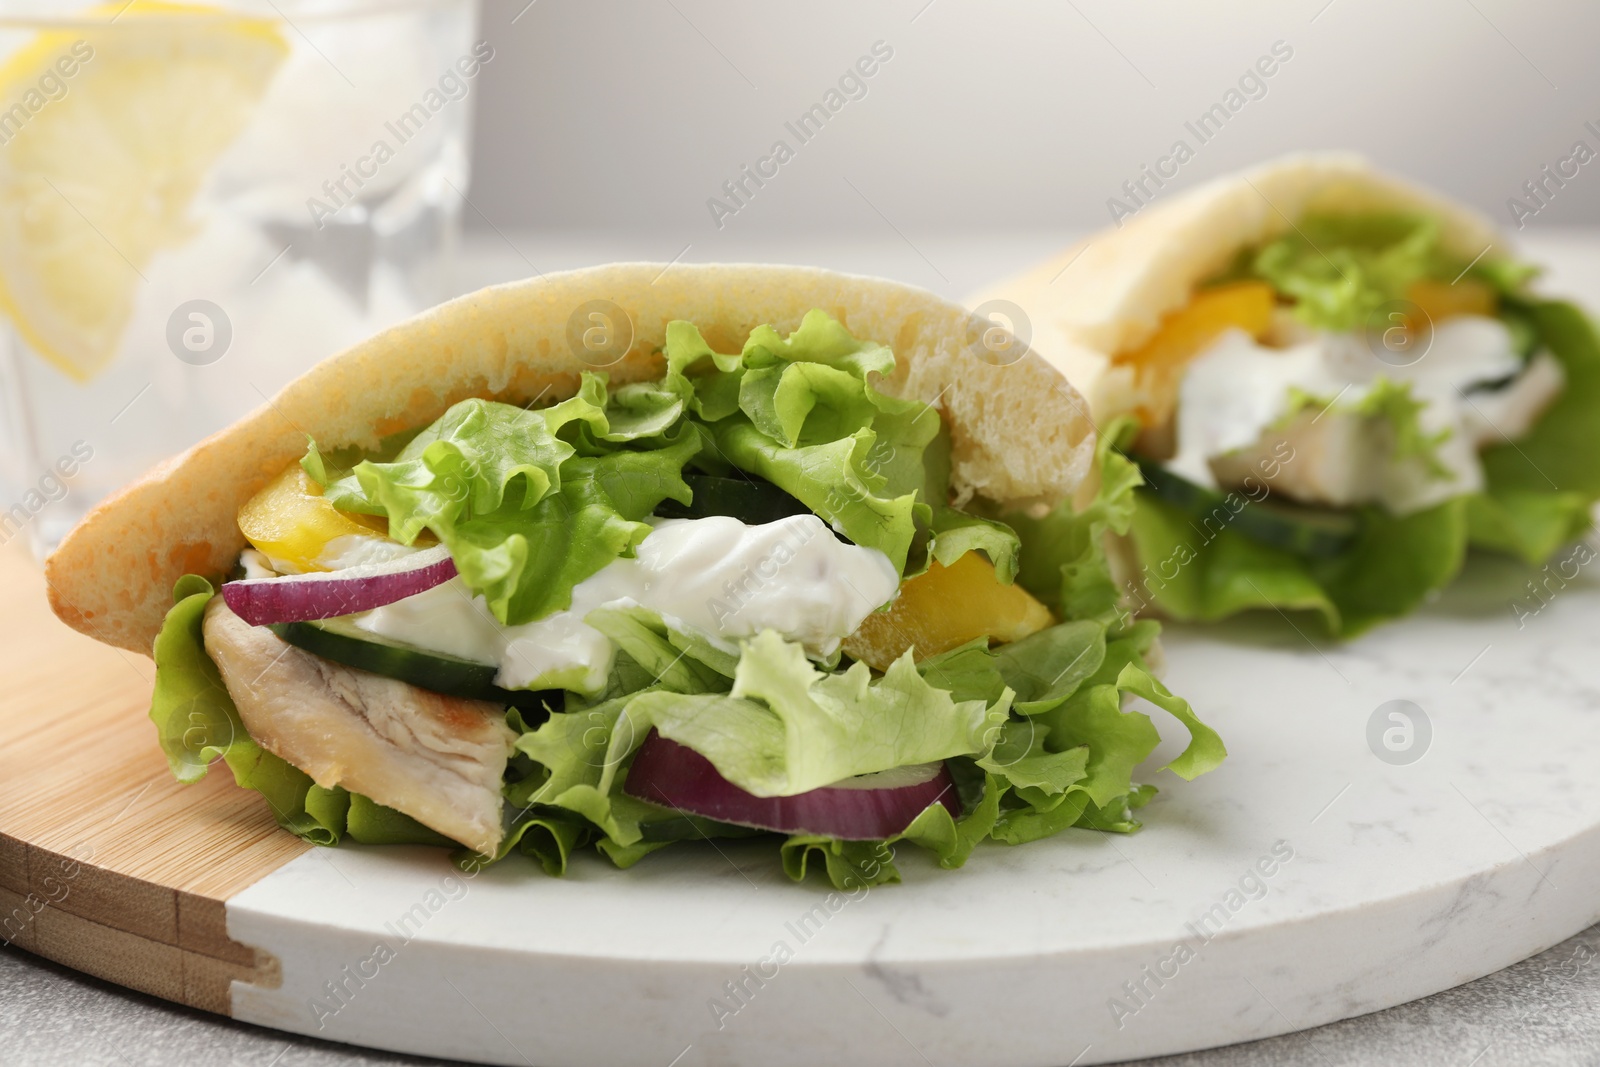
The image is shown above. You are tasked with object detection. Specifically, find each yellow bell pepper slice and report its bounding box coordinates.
[1404,278,1497,330]
[237,465,387,572]
[1114,280,1277,429]
[843,552,1054,671]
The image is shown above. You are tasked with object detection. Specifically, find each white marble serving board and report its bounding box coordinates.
[223,549,1600,1067]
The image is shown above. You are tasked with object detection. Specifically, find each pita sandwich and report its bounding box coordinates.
[45,263,1223,881]
[971,152,1600,636]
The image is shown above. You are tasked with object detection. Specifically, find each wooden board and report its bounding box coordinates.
[0,543,305,1013]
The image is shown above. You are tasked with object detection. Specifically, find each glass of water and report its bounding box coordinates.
[0,0,480,556]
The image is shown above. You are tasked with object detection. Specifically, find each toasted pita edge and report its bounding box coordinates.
[968,151,1506,420]
[47,262,1098,653]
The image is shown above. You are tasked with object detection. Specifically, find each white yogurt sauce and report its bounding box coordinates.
[1169,315,1564,513]
[348,514,900,694]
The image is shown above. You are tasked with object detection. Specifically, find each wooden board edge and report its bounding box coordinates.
[0,835,284,1015]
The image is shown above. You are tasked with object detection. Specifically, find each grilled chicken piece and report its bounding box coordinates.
[202,599,513,854]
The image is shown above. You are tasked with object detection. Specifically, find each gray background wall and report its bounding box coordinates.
[465,0,1600,243]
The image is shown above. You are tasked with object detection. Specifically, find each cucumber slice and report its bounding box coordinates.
[1236,499,1361,557]
[634,813,765,843]
[1136,460,1216,515]
[656,473,810,525]
[1136,460,1360,558]
[269,617,551,709]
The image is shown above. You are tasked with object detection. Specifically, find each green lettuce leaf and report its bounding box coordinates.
[579,377,685,442]
[780,837,901,889]
[584,605,737,693]
[1242,213,1528,332]
[502,690,759,866]
[989,620,1106,714]
[506,694,650,850]
[304,377,699,627]
[1311,498,1470,633]
[1474,299,1600,561]
[711,420,927,574]
[665,310,944,575]
[974,628,1220,848]
[1466,488,1592,565]
[1005,416,1143,626]
[914,425,1021,581]
[913,637,1009,704]
[316,397,582,533]
[612,630,1009,797]
[888,757,1000,870]
[447,429,700,625]
[1127,491,1467,636]
[913,626,1218,857]
[1251,214,1442,331]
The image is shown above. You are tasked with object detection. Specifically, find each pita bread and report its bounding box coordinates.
[968,152,1507,422]
[47,263,1098,654]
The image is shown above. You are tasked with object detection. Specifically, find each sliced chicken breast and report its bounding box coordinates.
[202,599,513,855]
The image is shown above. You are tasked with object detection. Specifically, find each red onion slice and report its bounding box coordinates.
[222,545,457,625]
[624,730,961,840]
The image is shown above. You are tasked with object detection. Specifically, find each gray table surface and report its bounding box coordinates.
[8,232,1600,1066]
[5,919,1600,1066]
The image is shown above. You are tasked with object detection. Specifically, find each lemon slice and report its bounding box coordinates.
[0,2,286,381]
